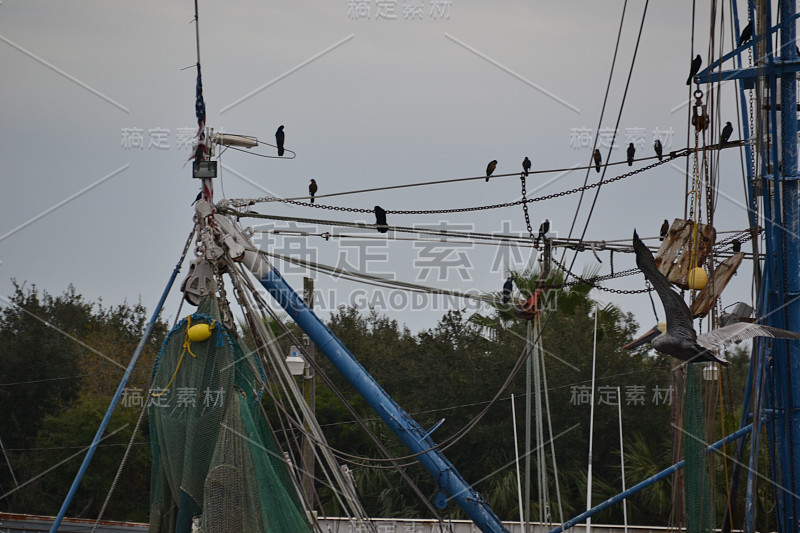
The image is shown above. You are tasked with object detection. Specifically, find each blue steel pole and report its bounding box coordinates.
[48,228,194,533]
[548,424,754,533]
[778,1,800,530]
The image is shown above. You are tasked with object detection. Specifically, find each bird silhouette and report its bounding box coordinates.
[593,149,602,173]
[374,206,389,233]
[687,54,702,85]
[731,239,741,253]
[275,125,285,156]
[720,121,733,145]
[654,139,663,161]
[522,157,531,177]
[536,219,550,246]
[191,191,202,206]
[627,143,635,166]
[502,277,513,305]
[486,160,497,182]
[624,230,800,365]
[309,179,318,204]
[660,219,669,241]
[738,21,753,47]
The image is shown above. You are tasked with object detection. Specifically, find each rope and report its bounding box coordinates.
[150,316,215,397]
[90,399,150,533]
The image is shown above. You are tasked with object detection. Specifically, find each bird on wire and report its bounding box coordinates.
[374,206,389,233]
[738,21,753,47]
[687,54,702,85]
[275,125,285,156]
[502,276,513,305]
[654,139,663,161]
[593,149,602,173]
[720,121,733,146]
[623,230,800,365]
[660,219,669,241]
[486,160,497,182]
[308,179,318,204]
[732,239,741,253]
[522,157,531,177]
[536,219,550,246]
[627,143,635,166]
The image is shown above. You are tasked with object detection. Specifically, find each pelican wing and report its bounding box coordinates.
[632,231,696,341]
[697,322,800,350]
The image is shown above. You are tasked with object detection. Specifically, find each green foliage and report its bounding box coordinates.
[0,282,165,520]
[0,281,758,528]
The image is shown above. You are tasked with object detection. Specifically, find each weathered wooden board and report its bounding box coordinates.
[690,252,745,317]
[654,219,716,290]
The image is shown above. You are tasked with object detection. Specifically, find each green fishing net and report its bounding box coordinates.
[148,297,311,533]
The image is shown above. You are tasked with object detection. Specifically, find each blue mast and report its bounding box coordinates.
[695,2,800,530]
[769,0,800,529]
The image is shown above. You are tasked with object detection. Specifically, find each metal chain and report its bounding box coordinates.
[267,153,687,215]
[520,175,538,245]
[549,255,651,293]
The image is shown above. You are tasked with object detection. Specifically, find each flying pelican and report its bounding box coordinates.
[623,230,800,364]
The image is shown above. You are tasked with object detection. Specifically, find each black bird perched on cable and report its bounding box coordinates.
[502,277,513,305]
[660,219,669,241]
[522,157,531,177]
[627,143,636,166]
[593,149,602,173]
[374,205,389,233]
[486,160,497,182]
[738,21,753,47]
[536,219,550,246]
[275,125,285,156]
[309,179,318,204]
[687,54,702,85]
[732,239,741,253]
[624,230,800,365]
[720,121,733,146]
[654,139,663,161]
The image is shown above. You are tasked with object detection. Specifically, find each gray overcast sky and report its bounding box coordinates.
[1,0,756,335]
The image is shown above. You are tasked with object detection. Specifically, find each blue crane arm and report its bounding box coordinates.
[216,215,509,533]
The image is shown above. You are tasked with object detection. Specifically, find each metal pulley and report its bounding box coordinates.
[180,257,218,306]
[691,89,709,132]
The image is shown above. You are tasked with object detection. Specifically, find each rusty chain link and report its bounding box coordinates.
[520,175,538,245]
[550,256,651,294]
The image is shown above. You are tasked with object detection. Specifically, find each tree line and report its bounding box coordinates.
[0,281,764,528]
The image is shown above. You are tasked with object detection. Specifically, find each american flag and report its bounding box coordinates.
[195,67,206,135]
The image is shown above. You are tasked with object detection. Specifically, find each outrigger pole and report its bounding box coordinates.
[47,229,195,533]
[214,214,510,533]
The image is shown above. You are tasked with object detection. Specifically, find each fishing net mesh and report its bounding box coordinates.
[684,364,714,533]
[148,297,311,533]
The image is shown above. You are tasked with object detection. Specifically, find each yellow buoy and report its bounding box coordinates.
[687,267,708,290]
[188,323,213,342]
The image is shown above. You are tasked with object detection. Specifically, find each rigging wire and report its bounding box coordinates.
[226,143,297,159]
[563,0,630,245]
[222,150,692,218]
[558,0,651,295]
[223,148,720,207]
